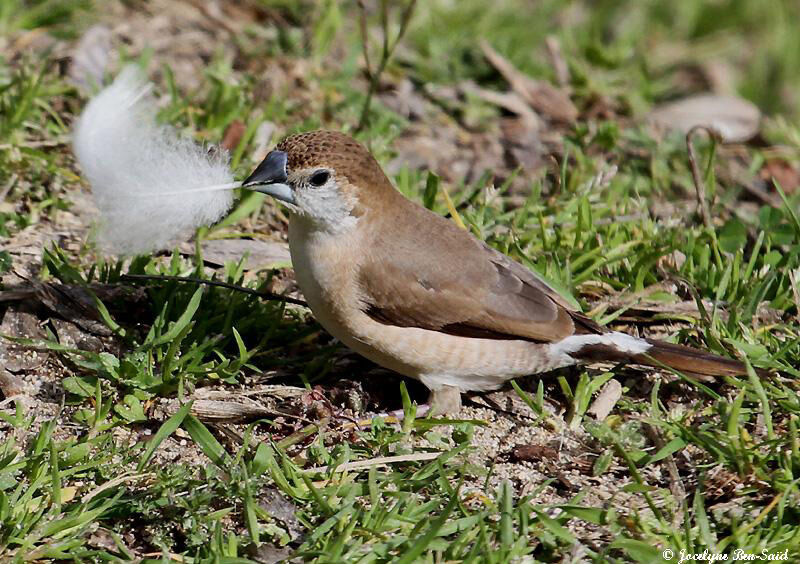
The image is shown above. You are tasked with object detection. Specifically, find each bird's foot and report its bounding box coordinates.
[368,386,463,421]
[427,385,462,416]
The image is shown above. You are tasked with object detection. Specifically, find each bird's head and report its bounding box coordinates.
[242,130,396,232]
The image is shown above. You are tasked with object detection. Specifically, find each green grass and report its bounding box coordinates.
[2,0,800,561]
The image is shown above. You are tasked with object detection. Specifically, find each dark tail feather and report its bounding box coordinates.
[633,339,767,378]
[572,337,766,378]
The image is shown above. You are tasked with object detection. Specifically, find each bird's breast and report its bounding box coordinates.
[288,217,361,323]
[287,216,431,377]
[287,218,375,341]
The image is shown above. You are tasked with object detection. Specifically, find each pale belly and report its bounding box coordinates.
[287,218,568,392]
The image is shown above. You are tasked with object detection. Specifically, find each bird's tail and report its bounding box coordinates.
[634,339,765,378]
[567,332,765,378]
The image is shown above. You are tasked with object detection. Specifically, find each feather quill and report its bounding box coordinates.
[73,66,237,255]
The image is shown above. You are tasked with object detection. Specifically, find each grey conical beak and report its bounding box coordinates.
[242,150,295,204]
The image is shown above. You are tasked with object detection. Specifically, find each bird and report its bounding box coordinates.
[242,130,761,414]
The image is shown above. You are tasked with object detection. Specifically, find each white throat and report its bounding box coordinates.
[295,186,358,234]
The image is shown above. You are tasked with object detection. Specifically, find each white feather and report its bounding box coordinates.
[73,66,236,255]
[549,332,652,364]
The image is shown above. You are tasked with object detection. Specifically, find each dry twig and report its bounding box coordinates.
[644,423,686,528]
[586,379,622,421]
[356,0,418,131]
[545,36,569,87]
[303,452,441,475]
[120,274,307,307]
[686,125,721,232]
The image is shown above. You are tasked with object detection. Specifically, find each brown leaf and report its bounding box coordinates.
[189,399,274,422]
[647,94,761,143]
[511,443,558,462]
[461,81,540,128]
[0,368,29,398]
[510,442,594,475]
[705,464,743,502]
[761,159,800,194]
[480,40,578,123]
[220,120,246,152]
[35,283,113,337]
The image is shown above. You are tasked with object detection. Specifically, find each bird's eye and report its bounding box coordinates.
[309,170,330,187]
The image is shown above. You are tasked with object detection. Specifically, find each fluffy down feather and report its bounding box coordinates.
[73,66,235,255]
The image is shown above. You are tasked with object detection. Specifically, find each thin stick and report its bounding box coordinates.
[356,0,417,132]
[356,0,373,78]
[120,274,307,307]
[83,472,154,503]
[302,452,441,474]
[643,423,686,529]
[686,125,719,233]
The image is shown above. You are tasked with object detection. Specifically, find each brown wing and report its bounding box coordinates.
[359,201,600,342]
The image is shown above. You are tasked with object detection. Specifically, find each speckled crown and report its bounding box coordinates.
[276,130,391,194]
